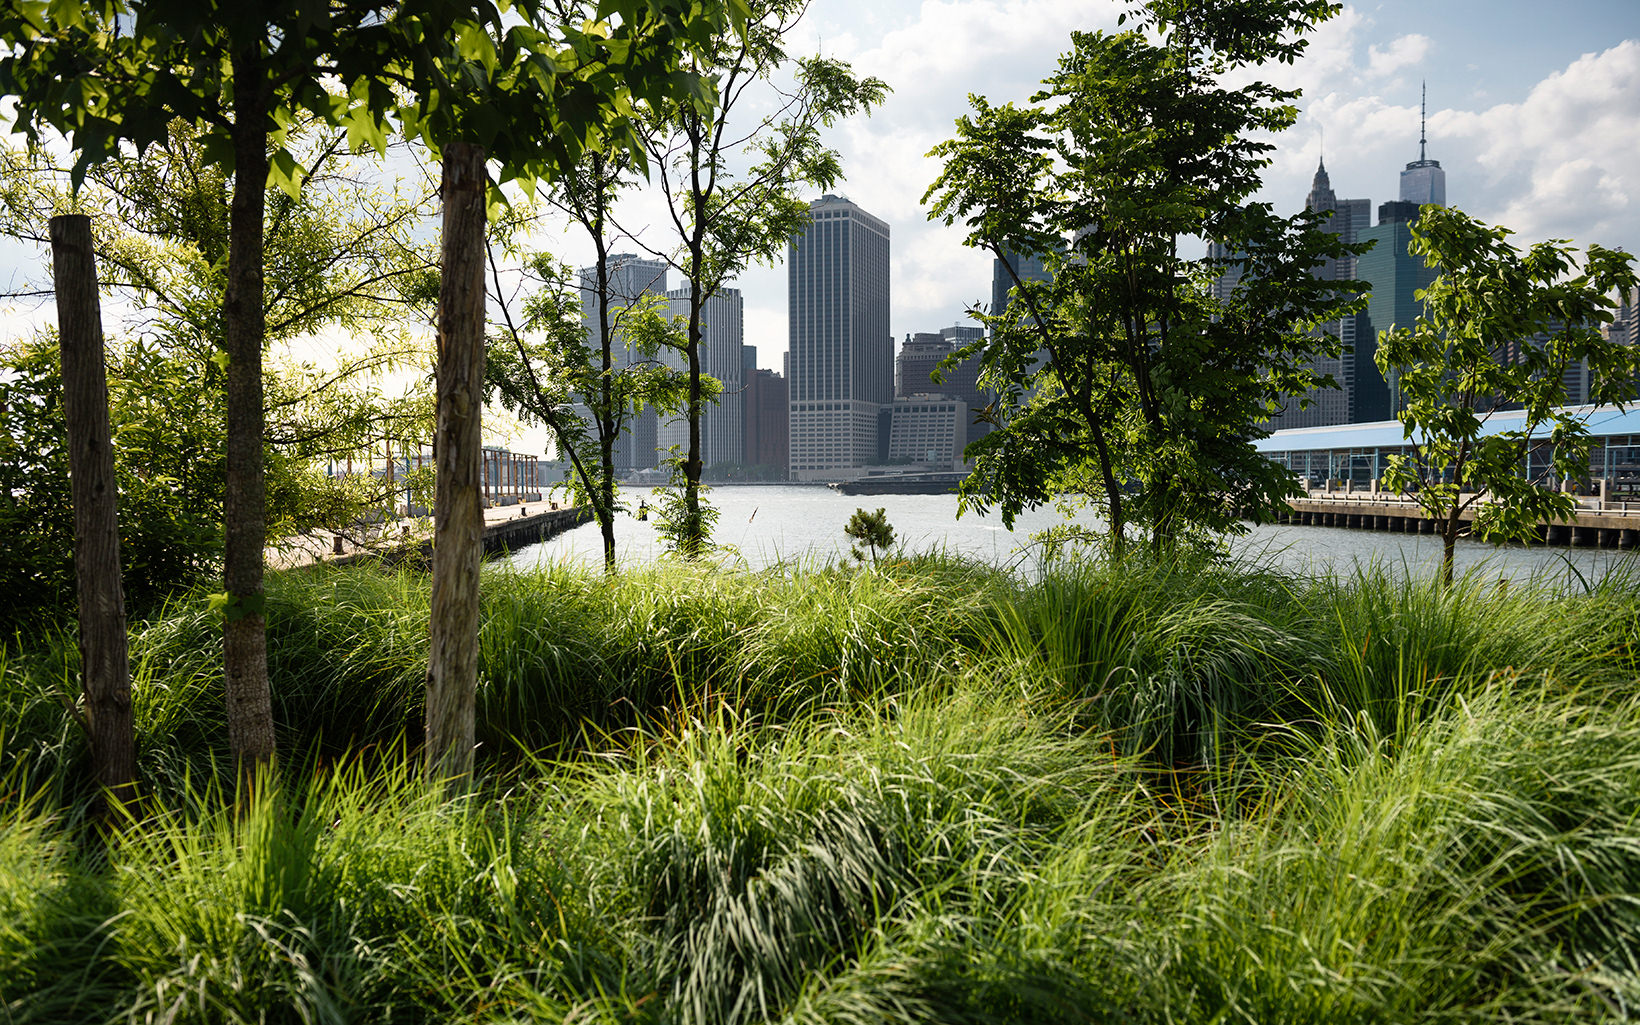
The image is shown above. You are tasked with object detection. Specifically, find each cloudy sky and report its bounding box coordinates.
[607,0,1638,371]
[4,0,1636,387]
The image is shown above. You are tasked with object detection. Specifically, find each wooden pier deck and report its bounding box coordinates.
[271,501,591,569]
[1276,489,1640,548]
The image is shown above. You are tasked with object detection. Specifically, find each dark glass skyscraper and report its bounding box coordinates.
[1277,158,1372,429]
[1355,202,1439,422]
[991,248,1050,320]
[787,194,891,480]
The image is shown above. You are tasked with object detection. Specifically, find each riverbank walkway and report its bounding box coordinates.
[268,501,590,569]
[1280,486,1640,548]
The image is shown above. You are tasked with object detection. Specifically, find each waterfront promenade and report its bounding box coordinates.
[1278,486,1640,548]
[270,500,590,569]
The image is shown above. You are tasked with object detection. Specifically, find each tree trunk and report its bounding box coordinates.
[596,251,619,575]
[1441,518,1458,587]
[425,142,488,785]
[683,298,704,557]
[50,214,135,815]
[223,67,277,774]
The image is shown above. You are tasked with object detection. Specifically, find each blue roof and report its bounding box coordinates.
[1255,404,1640,453]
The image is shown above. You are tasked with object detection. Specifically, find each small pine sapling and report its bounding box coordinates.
[844,507,897,566]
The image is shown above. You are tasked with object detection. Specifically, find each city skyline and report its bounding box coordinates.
[713,0,1640,371]
[0,2,1632,419]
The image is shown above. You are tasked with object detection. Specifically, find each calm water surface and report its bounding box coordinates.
[508,484,1633,585]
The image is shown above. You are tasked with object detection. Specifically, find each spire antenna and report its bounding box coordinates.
[1419,81,1428,163]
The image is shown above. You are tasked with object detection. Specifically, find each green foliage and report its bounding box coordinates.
[651,455,725,559]
[0,124,443,625]
[0,1,749,199]
[0,336,223,630]
[5,556,1640,1021]
[1374,205,1640,583]
[925,0,1365,557]
[844,507,897,566]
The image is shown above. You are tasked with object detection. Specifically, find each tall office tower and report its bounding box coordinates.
[787,194,891,480]
[1618,286,1640,349]
[1206,240,1244,303]
[1304,155,1340,278]
[897,332,949,397]
[1353,201,1439,422]
[1280,159,1372,429]
[992,248,1050,320]
[1399,84,1447,207]
[659,286,745,468]
[743,368,789,475]
[578,254,669,469]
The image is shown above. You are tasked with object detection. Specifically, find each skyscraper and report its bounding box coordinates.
[787,194,891,480]
[896,332,949,398]
[1355,201,1439,422]
[660,286,745,469]
[992,248,1050,320]
[578,254,669,469]
[1399,84,1447,207]
[1278,157,1371,429]
[743,368,789,476]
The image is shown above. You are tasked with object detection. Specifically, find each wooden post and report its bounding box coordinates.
[425,142,487,785]
[51,214,136,814]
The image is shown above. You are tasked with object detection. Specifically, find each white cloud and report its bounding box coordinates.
[1442,40,1640,243]
[731,0,1124,360]
[1367,33,1431,78]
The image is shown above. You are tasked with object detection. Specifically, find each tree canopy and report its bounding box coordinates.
[925,0,1363,557]
[1375,205,1640,584]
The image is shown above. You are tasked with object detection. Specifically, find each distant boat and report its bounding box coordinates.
[830,472,969,496]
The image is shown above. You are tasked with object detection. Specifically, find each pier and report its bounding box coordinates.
[1274,488,1640,548]
[273,501,591,569]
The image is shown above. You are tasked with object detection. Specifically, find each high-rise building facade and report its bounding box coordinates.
[888,396,965,471]
[659,286,745,469]
[578,254,669,469]
[992,248,1050,320]
[896,332,949,398]
[787,194,891,480]
[1355,202,1439,422]
[1399,85,1447,207]
[743,368,789,475]
[1277,158,1372,429]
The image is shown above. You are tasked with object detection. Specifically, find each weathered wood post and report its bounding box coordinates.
[425,142,487,785]
[51,214,135,814]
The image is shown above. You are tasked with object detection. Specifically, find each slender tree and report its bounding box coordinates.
[484,241,691,574]
[1375,205,1640,585]
[1,0,424,773]
[1,123,443,589]
[425,143,487,784]
[1,0,744,784]
[50,213,135,815]
[636,0,886,555]
[925,0,1363,557]
[844,507,896,567]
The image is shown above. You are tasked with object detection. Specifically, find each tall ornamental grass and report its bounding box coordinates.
[3,553,1639,1022]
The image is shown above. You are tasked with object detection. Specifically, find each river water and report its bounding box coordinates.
[507,484,1634,586]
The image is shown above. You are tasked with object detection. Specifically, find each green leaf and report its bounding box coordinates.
[267,148,307,200]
